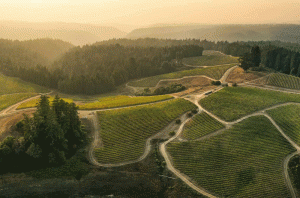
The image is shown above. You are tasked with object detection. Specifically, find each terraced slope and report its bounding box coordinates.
[200,87,300,121]
[78,95,173,110]
[128,65,234,87]
[94,98,197,164]
[182,112,224,140]
[167,116,295,197]
[268,104,300,146]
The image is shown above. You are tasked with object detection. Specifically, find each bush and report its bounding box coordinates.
[175,119,181,124]
[211,81,221,85]
[191,109,198,114]
[169,131,176,136]
[187,112,193,117]
[232,83,237,87]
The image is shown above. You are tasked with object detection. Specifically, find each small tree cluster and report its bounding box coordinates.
[0,95,88,172]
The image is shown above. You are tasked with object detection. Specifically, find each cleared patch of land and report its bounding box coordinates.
[0,93,37,111]
[128,65,234,87]
[200,87,300,121]
[182,52,239,66]
[268,104,300,146]
[181,112,224,140]
[156,76,212,89]
[16,96,73,109]
[167,116,295,197]
[0,110,35,141]
[226,67,266,84]
[94,99,197,164]
[77,95,173,110]
[0,72,48,95]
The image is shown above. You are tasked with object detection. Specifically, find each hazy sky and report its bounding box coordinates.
[1,0,300,26]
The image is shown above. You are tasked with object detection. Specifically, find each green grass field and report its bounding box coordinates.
[17,96,73,109]
[200,87,300,121]
[268,104,300,146]
[94,98,197,164]
[0,93,37,111]
[0,73,48,95]
[128,65,235,87]
[267,73,300,90]
[182,53,238,66]
[167,116,295,197]
[182,112,224,140]
[77,95,173,110]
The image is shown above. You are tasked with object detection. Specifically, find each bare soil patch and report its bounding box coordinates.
[0,110,34,141]
[226,67,266,84]
[171,85,216,97]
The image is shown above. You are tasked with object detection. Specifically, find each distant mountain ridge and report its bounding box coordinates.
[126,24,300,43]
[0,21,127,46]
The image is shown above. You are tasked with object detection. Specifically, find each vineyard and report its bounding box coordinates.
[0,93,37,111]
[266,73,300,90]
[182,112,224,140]
[128,65,235,87]
[17,96,73,109]
[94,98,197,164]
[0,72,48,95]
[200,87,300,121]
[167,116,295,197]
[78,95,173,110]
[267,104,300,146]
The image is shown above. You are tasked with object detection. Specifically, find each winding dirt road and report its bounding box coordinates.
[1,66,300,197]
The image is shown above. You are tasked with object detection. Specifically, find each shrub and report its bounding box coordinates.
[175,119,181,124]
[211,81,221,85]
[191,109,198,114]
[232,83,237,87]
[187,112,193,117]
[169,131,176,136]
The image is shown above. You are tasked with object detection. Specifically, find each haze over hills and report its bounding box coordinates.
[0,21,127,46]
[126,24,300,43]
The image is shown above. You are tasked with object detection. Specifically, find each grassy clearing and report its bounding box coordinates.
[200,87,300,121]
[0,73,48,95]
[17,96,73,109]
[0,93,37,111]
[267,73,300,90]
[182,112,224,140]
[168,116,295,197]
[182,54,238,66]
[78,95,173,110]
[268,104,300,146]
[128,65,234,87]
[94,99,197,164]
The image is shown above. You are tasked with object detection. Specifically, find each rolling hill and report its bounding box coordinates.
[0,21,127,46]
[126,24,300,43]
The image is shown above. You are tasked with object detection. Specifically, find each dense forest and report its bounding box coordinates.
[0,43,204,94]
[1,38,300,95]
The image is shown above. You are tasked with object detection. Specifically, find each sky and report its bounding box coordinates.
[1,0,300,27]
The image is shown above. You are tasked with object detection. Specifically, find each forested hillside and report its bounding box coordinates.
[0,44,204,95]
[19,39,74,62]
[0,38,74,69]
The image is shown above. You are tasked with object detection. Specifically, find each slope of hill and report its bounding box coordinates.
[19,39,74,61]
[126,24,300,43]
[0,21,127,46]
